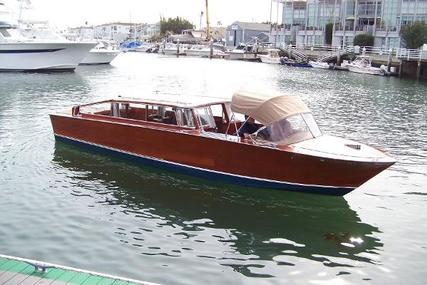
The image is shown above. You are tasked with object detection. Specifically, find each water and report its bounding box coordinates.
[0,53,426,285]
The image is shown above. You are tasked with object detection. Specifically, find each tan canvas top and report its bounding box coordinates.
[231,90,310,125]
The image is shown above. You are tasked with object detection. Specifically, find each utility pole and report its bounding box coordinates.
[205,0,211,41]
[269,0,273,42]
[200,11,204,30]
[332,0,337,47]
[275,0,279,47]
[205,0,213,58]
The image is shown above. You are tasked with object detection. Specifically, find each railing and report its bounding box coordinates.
[283,44,427,61]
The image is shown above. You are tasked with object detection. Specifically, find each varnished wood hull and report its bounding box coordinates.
[50,114,394,196]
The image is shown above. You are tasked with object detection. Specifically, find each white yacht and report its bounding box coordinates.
[258,48,281,64]
[0,1,95,71]
[309,60,331,69]
[80,41,120,65]
[347,56,385,76]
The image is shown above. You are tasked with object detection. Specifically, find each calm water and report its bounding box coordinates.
[0,53,426,285]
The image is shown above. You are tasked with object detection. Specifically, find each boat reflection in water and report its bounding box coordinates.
[53,141,383,278]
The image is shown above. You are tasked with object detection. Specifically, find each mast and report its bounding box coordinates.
[205,0,211,41]
[269,0,273,40]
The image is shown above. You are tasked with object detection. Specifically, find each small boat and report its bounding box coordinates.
[80,41,121,65]
[280,58,312,68]
[50,91,395,196]
[259,48,281,64]
[226,44,258,61]
[309,60,332,69]
[347,56,385,76]
[186,44,226,58]
[134,43,155,52]
[339,60,351,70]
[161,43,187,56]
[119,40,141,52]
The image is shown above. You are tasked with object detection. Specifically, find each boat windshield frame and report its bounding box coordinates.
[251,112,322,146]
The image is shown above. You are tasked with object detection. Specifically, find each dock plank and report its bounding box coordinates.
[35,269,76,285]
[1,265,31,285]
[0,259,9,267]
[0,260,20,275]
[65,272,91,285]
[111,280,129,285]
[25,268,67,285]
[0,262,29,280]
[80,275,104,285]
[95,278,116,285]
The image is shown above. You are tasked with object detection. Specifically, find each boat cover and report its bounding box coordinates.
[231,91,310,125]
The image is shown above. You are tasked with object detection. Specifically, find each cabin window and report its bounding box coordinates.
[146,105,177,125]
[210,104,229,122]
[255,113,321,145]
[175,108,195,128]
[194,107,216,130]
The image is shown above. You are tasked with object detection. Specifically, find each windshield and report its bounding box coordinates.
[254,113,321,145]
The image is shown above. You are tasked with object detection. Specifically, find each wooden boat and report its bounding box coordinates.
[50,91,395,196]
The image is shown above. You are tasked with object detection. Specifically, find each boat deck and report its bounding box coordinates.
[0,255,157,285]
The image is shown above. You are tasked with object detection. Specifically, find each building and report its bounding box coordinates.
[276,0,427,48]
[94,22,133,42]
[225,21,271,47]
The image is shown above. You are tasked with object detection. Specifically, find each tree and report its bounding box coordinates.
[160,17,194,35]
[325,23,333,45]
[353,33,374,47]
[401,21,427,49]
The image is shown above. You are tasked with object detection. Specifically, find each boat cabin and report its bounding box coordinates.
[72,91,322,147]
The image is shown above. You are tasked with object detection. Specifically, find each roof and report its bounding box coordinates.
[231,91,310,125]
[81,95,230,109]
[229,21,271,32]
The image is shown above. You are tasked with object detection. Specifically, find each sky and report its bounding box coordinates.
[19,0,282,28]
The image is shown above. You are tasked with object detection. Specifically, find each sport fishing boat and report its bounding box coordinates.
[50,91,395,196]
[0,0,95,71]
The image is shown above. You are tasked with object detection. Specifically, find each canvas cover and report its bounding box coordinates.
[231,91,310,125]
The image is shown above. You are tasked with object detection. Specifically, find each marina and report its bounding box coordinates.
[0,0,427,284]
[0,52,426,284]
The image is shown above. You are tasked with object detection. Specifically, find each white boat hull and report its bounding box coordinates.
[0,42,95,71]
[309,61,330,69]
[348,65,384,76]
[80,49,121,65]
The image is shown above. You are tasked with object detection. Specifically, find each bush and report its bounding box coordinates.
[401,22,427,49]
[160,17,194,35]
[353,34,374,47]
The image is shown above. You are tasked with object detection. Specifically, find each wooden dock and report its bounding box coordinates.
[0,254,159,285]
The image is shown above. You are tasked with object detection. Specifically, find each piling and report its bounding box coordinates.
[387,48,392,72]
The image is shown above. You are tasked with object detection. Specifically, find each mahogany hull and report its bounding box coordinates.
[50,114,393,196]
